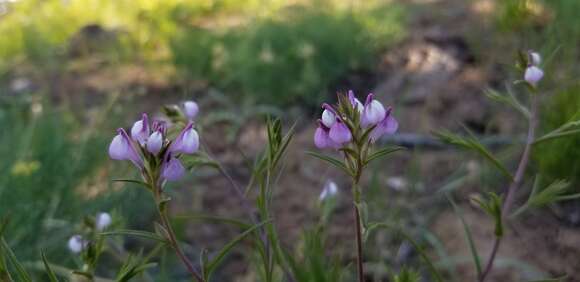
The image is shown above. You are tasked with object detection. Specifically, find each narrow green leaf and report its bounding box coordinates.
[112,179,151,189]
[434,130,513,180]
[0,237,32,282]
[446,195,482,277]
[40,251,60,282]
[100,230,168,243]
[205,220,270,279]
[534,128,580,145]
[306,151,351,176]
[364,146,404,165]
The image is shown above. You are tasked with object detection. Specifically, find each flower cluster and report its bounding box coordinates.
[524,51,544,87]
[108,105,200,183]
[314,90,398,149]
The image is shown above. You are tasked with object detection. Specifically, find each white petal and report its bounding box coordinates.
[321,109,335,127]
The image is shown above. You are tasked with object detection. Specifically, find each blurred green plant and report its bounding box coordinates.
[0,95,153,269]
[535,85,580,190]
[172,3,405,107]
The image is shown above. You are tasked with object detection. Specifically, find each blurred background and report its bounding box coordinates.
[1,0,580,281]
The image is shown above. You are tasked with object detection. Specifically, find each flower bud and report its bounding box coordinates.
[348,90,364,113]
[67,235,85,254]
[319,180,338,201]
[524,66,544,86]
[131,113,150,145]
[362,94,386,127]
[162,155,185,181]
[96,212,112,231]
[169,123,199,154]
[109,128,143,168]
[146,131,163,154]
[529,52,541,66]
[183,101,199,120]
[329,118,352,144]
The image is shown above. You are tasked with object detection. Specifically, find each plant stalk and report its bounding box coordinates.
[352,180,364,282]
[479,94,539,282]
[153,185,204,282]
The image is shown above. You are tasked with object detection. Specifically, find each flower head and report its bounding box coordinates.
[361,93,386,127]
[67,235,86,254]
[96,212,112,231]
[183,101,199,120]
[131,113,150,145]
[524,66,544,87]
[169,122,199,154]
[109,128,143,168]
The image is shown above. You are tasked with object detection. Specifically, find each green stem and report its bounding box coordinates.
[153,184,204,282]
[352,180,364,282]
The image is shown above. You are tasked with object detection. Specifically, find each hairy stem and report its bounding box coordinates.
[153,186,204,282]
[479,95,539,282]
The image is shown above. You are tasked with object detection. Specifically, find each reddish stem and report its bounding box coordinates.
[479,95,538,282]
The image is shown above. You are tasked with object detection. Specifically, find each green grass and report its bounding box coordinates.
[0,94,153,267]
[171,3,406,108]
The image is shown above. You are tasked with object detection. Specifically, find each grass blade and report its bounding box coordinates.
[0,237,32,282]
[446,195,482,277]
[205,220,269,279]
[40,250,60,282]
[100,230,168,244]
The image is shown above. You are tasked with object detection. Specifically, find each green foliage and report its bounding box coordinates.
[0,96,154,269]
[172,3,405,107]
[393,268,421,282]
[535,85,580,190]
[285,229,343,282]
[472,192,503,237]
[435,130,513,180]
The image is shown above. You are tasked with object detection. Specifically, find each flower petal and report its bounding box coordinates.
[162,156,185,181]
[329,120,352,144]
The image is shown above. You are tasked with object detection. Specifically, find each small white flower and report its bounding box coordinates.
[67,235,85,253]
[96,212,112,231]
[183,101,199,120]
[319,180,338,201]
[524,66,544,86]
[530,52,541,66]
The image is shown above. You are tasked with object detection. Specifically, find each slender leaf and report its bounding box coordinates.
[306,151,351,176]
[112,179,150,189]
[205,220,270,279]
[434,130,513,180]
[100,230,168,243]
[446,195,482,277]
[364,146,404,165]
[40,251,60,282]
[0,237,32,282]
